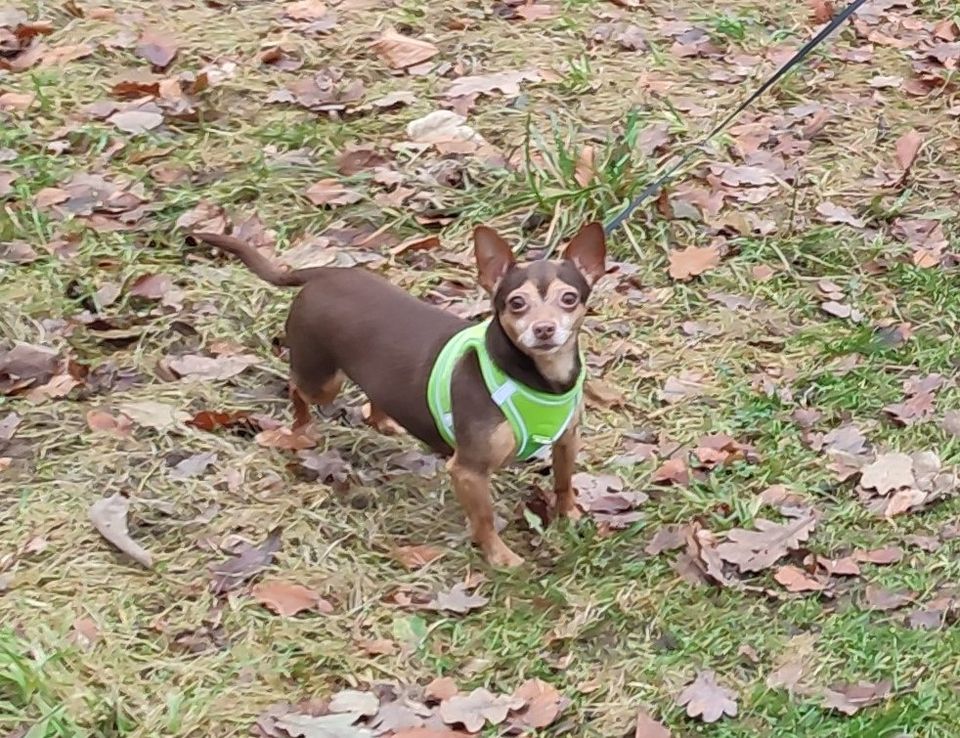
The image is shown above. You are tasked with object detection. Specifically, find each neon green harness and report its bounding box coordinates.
[427,321,584,461]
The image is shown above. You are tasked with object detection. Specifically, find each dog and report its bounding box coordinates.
[193,223,606,567]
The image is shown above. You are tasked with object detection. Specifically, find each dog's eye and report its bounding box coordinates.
[508,296,527,312]
[560,291,580,308]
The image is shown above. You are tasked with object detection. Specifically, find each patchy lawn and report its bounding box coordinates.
[2,0,960,736]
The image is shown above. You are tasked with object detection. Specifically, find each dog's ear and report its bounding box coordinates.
[474,226,515,294]
[563,222,606,286]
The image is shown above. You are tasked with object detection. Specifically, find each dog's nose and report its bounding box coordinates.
[532,322,556,340]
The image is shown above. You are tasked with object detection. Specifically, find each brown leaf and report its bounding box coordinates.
[808,0,835,24]
[38,43,94,68]
[86,410,133,436]
[356,637,397,656]
[393,730,469,738]
[370,28,439,69]
[108,108,164,134]
[816,201,864,228]
[821,680,891,715]
[389,235,441,256]
[941,410,960,437]
[88,494,153,568]
[895,129,923,172]
[169,451,217,479]
[336,146,390,175]
[859,453,915,494]
[651,457,689,486]
[855,546,903,565]
[884,392,935,426]
[0,342,60,392]
[716,515,817,573]
[186,409,252,432]
[305,178,363,207]
[584,378,627,408]
[425,676,460,702]
[176,200,228,234]
[668,245,720,281]
[128,273,174,300]
[634,709,671,737]
[864,584,912,611]
[209,529,282,594]
[574,145,595,187]
[774,565,827,593]
[71,617,100,650]
[136,28,178,69]
[118,400,189,431]
[252,579,332,616]
[0,91,34,110]
[659,371,706,404]
[393,544,445,570]
[444,69,541,98]
[512,678,565,729]
[439,688,523,732]
[817,555,861,577]
[645,524,690,555]
[282,0,328,20]
[167,353,260,381]
[428,583,488,614]
[676,670,738,723]
[0,412,20,442]
[255,426,317,450]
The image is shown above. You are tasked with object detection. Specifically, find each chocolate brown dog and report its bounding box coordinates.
[193,224,606,566]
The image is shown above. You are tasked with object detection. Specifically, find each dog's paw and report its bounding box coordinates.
[484,539,525,568]
[361,403,405,435]
[559,504,584,523]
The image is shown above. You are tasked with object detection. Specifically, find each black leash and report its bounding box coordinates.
[603,0,871,236]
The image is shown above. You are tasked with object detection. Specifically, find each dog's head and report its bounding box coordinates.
[473,222,606,357]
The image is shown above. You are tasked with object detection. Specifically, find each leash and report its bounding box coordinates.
[603,0,870,236]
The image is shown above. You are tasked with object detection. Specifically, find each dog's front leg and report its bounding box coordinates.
[552,420,582,520]
[448,455,523,568]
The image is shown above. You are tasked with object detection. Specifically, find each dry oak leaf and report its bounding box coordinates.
[330,689,379,717]
[108,108,163,134]
[283,0,328,20]
[444,69,541,98]
[809,0,835,24]
[816,201,864,228]
[136,28,178,69]
[864,584,912,611]
[855,547,903,565]
[634,709,672,738]
[774,565,826,593]
[439,688,523,732]
[822,680,891,715]
[676,670,738,723]
[0,91,34,110]
[370,28,439,69]
[89,494,153,568]
[668,245,720,280]
[895,129,923,172]
[167,353,260,381]
[428,583,488,614]
[425,676,459,702]
[252,579,333,616]
[393,544,445,570]
[584,378,627,408]
[209,529,282,595]
[651,457,689,486]
[305,178,363,207]
[859,452,914,494]
[255,426,317,450]
[512,678,566,729]
[659,371,706,404]
[86,410,133,436]
[118,400,189,431]
[276,713,372,738]
[716,514,817,573]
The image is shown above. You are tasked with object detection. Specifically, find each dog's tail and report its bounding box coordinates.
[192,232,320,287]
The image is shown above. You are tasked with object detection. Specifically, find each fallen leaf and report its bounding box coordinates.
[356,637,397,656]
[716,515,817,573]
[821,680,891,715]
[305,179,363,207]
[252,580,333,616]
[0,342,60,392]
[645,524,690,555]
[512,678,565,729]
[941,410,960,437]
[425,677,459,702]
[574,145,595,187]
[439,688,523,733]
[209,529,282,595]
[0,91,34,110]
[817,555,860,577]
[895,129,923,172]
[282,0,328,21]
[108,108,163,134]
[167,353,260,381]
[634,709,671,738]
[774,565,827,593]
[0,412,20,441]
[659,371,706,404]
[444,69,541,98]
[88,494,153,568]
[864,584,912,611]
[816,201,864,227]
[255,426,316,450]
[187,409,253,432]
[651,457,689,485]
[855,547,903,565]
[71,617,100,650]
[119,400,189,431]
[860,453,914,494]
[336,146,391,175]
[128,273,174,300]
[668,245,720,281]
[175,200,228,234]
[136,28,178,69]
[883,487,926,517]
[86,410,133,436]
[370,28,439,69]
[584,378,627,408]
[428,583,488,614]
[766,633,818,691]
[676,671,738,723]
[276,712,372,738]
[393,545,445,570]
[809,0,835,23]
[169,451,217,479]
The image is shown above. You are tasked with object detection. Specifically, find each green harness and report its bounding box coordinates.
[427,321,585,461]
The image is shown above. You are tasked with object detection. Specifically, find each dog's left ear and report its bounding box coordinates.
[474,226,515,294]
[563,222,606,286]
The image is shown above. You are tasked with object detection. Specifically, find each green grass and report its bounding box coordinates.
[2,0,960,735]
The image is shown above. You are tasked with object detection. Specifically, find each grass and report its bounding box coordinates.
[2,0,960,736]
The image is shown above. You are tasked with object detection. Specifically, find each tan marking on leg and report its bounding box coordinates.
[362,402,405,435]
[448,458,523,567]
[289,371,345,429]
[315,371,345,405]
[289,382,312,429]
[552,418,582,521]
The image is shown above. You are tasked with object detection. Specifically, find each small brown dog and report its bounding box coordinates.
[193,223,606,566]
